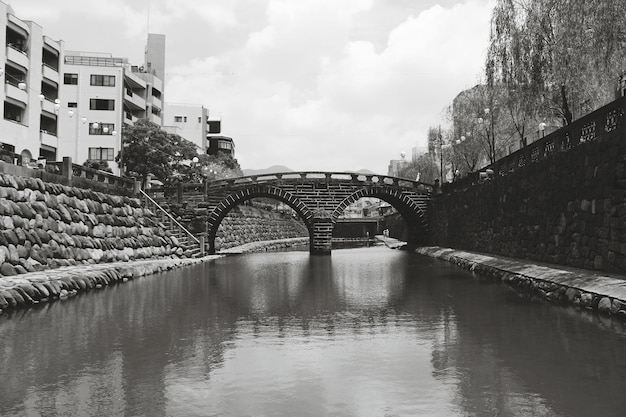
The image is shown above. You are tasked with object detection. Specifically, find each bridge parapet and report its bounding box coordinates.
[206,171,433,193]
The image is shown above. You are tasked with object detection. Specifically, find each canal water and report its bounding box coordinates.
[1,246,626,417]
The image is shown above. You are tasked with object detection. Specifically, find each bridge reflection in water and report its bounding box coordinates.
[204,172,433,255]
[2,248,626,416]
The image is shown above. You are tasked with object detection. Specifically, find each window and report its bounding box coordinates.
[218,141,233,150]
[198,117,202,123]
[174,116,183,122]
[64,73,78,85]
[90,74,116,87]
[68,102,77,108]
[89,123,115,135]
[88,147,114,161]
[89,99,115,111]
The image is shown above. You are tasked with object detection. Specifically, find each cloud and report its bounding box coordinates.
[13,0,494,174]
[168,0,494,173]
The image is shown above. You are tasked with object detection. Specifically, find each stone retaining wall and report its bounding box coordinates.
[0,172,186,278]
[430,133,626,274]
[215,205,309,250]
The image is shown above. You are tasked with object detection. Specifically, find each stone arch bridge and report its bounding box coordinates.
[203,172,433,255]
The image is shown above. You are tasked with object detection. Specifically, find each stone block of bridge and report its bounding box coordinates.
[310,218,333,255]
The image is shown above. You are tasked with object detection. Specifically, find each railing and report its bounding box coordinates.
[7,43,27,55]
[444,95,626,193]
[44,160,136,193]
[139,189,204,256]
[205,171,434,193]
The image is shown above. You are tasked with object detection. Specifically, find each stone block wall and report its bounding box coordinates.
[0,173,184,277]
[215,205,309,250]
[430,134,626,274]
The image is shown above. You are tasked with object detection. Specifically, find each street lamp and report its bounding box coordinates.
[539,122,547,138]
[477,106,496,163]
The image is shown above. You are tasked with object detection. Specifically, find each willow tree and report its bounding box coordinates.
[486,0,626,127]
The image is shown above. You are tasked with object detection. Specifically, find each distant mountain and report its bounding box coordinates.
[243,165,294,176]
[356,169,376,175]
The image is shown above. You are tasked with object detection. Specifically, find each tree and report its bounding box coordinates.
[118,119,244,187]
[486,0,626,126]
[165,152,244,186]
[397,153,439,184]
[118,119,192,186]
[82,159,113,173]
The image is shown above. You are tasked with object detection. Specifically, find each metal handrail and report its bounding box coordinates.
[139,189,200,245]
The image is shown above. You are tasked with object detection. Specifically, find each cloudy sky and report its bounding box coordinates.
[14,0,495,174]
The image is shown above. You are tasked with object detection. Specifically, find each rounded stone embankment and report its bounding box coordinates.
[416,246,626,320]
[0,170,202,313]
[0,172,189,278]
[218,237,309,254]
[0,255,220,313]
[215,205,308,251]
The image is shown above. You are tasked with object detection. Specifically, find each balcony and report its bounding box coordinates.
[42,64,59,84]
[40,130,58,148]
[151,76,163,92]
[149,113,162,126]
[124,70,146,89]
[41,98,58,115]
[7,14,29,37]
[5,82,28,105]
[124,111,139,125]
[43,36,61,55]
[150,96,162,110]
[124,88,146,110]
[6,45,29,70]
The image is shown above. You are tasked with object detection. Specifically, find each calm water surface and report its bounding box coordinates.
[1,246,626,416]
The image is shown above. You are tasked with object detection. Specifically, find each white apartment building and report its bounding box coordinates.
[0,2,63,165]
[57,36,165,174]
[163,103,209,152]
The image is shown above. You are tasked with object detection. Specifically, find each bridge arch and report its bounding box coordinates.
[332,186,429,245]
[206,184,314,253]
[203,172,433,254]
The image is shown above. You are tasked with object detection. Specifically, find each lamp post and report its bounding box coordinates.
[477,106,497,163]
[539,122,547,138]
[112,128,124,175]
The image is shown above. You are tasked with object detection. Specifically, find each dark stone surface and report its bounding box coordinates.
[430,134,626,274]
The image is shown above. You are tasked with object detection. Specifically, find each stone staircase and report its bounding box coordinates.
[139,190,205,258]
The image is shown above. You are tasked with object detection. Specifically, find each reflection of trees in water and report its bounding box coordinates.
[0,263,242,416]
[4,252,626,416]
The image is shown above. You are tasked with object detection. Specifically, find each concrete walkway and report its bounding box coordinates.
[415,246,626,317]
